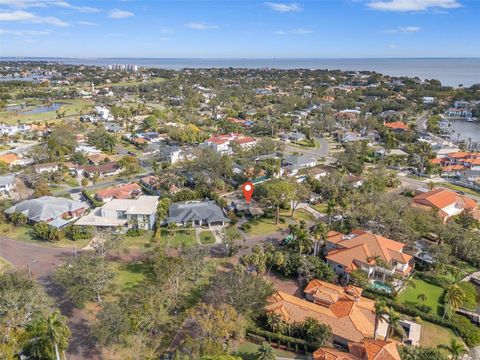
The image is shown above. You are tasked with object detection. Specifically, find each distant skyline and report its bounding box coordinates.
[0,0,479,58]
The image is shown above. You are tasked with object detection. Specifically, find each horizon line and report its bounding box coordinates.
[1,56,480,60]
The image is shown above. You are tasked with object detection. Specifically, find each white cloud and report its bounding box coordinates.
[159,26,174,34]
[76,21,97,26]
[275,28,313,35]
[388,44,398,48]
[265,2,301,12]
[0,28,50,35]
[185,22,218,30]
[52,1,99,13]
[0,0,99,12]
[367,0,461,12]
[108,9,134,19]
[0,10,69,26]
[383,26,421,33]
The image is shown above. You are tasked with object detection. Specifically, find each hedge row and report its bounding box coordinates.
[246,326,317,353]
[362,293,480,347]
[415,271,453,288]
[82,190,104,208]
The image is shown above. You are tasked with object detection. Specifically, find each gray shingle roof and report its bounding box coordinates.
[166,200,228,224]
[5,196,85,222]
[0,174,15,186]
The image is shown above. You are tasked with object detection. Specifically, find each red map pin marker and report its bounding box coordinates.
[242,181,254,204]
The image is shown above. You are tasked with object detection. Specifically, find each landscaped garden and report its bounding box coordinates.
[398,277,445,316]
[199,230,216,245]
[235,341,306,360]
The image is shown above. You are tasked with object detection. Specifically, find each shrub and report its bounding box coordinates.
[450,314,480,347]
[126,228,145,237]
[65,225,93,241]
[241,223,252,232]
[415,271,452,288]
[279,217,286,224]
[246,326,315,353]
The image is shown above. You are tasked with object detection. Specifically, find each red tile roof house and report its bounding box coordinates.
[325,230,413,283]
[94,183,142,202]
[313,339,401,360]
[412,188,480,223]
[384,121,410,132]
[77,161,121,178]
[202,133,256,154]
[266,279,376,347]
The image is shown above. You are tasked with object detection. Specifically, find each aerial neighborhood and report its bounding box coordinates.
[1,61,480,360]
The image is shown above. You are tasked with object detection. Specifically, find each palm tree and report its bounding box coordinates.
[439,338,467,360]
[311,223,328,256]
[385,308,406,341]
[444,283,465,318]
[256,342,275,360]
[26,311,71,360]
[374,300,389,340]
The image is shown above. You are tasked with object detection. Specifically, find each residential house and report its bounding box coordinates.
[160,145,195,164]
[203,133,256,154]
[165,200,228,227]
[422,96,435,104]
[266,279,375,346]
[281,155,317,176]
[325,230,413,282]
[281,132,306,142]
[5,196,86,226]
[94,183,142,202]
[335,110,360,129]
[79,161,121,178]
[0,153,21,167]
[384,121,410,133]
[88,153,111,165]
[0,174,15,194]
[313,339,400,360]
[412,188,479,223]
[33,162,59,174]
[75,196,159,231]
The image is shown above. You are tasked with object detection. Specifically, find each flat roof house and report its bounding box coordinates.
[166,200,228,227]
[75,195,159,231]
[266,279,375,347]
[5,196,86,225]
[325,230,413,282]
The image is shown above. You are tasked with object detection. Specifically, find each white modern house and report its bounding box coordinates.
[75,196,159,231]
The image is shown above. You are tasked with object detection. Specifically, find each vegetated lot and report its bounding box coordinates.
[0,222,91,248]
[160,228,196,247]
[243,217,287,236]
[199,230,216,245]
[0,99,95,124]
[235,341,306,360]
[398,277,444,316]
[117,231,153,250]
[311,203,328,213]
[111,261,147,291]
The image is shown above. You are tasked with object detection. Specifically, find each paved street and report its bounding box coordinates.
[283,136,329,159]
[0,237,101,360]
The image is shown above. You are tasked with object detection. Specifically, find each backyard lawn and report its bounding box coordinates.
[398,277,444,316]
[311,203,328,213]
[235,341,306,360]
[117,231,153,250]
[160,228,196,247]
[199,230,216,245]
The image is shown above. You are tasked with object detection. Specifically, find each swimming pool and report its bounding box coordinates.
[370,280,392,293]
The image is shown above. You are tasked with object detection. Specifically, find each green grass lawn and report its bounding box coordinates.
[117,231,153,250]
[291,209,315,222]
[311,203,328,213]
[0,257,12,273]
[0,99,95,124]
[440,183,480,197]
[236,341,306,360]
[112,262,147,291]
[243,217,286,236]
[0,223,91,248]
[199,230,216,245]
[398,277,445,316]
[160,228,196,247]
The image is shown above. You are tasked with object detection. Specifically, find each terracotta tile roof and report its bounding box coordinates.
[95,183,142,200]
[326,231,412,272]
[205,133,255,146]
[314,340,401,360]
[266,284,375,343]
[413,188,477,212]
[448,152,470,158]
[442,165,465,172]
[384,122,409,131]
[0,153,19,165]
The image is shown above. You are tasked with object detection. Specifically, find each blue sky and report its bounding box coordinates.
[0,0,478,58]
